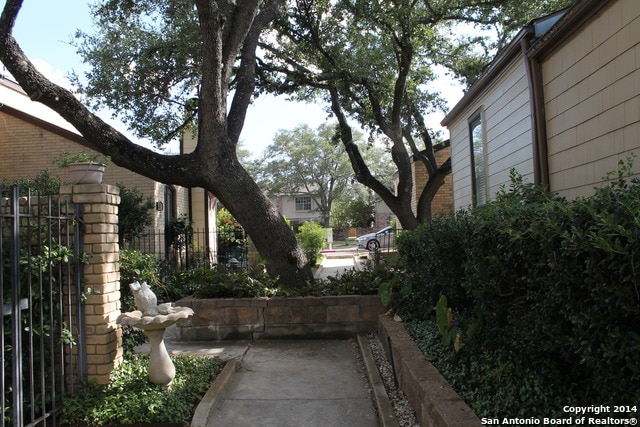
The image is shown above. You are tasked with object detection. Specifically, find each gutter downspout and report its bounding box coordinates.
[521,35,549,188]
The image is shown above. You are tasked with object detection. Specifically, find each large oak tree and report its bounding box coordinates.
[259,0,572,229]
[0,0,315,286]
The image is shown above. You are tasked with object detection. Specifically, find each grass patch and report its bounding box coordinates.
[60,354,222,426]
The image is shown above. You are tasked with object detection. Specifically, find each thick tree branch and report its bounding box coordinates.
[228,0,283,144]
[328,86,392,199]
[0,0,195,185]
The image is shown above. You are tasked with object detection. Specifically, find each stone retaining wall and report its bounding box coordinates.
[377,314,482,427]
[175,295,386,340]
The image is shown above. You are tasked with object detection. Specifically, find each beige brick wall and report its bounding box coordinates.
[0,109,190,233]
[410,145,454,218]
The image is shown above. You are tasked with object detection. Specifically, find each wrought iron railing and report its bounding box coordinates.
[121,228,248,274]
[1,186,84,427]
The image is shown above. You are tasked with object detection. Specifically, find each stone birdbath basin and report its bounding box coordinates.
[117,282,194,385]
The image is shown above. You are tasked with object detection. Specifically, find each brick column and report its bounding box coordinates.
[61,184,123,384]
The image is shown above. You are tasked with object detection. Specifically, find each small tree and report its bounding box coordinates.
[256,123,354,228]
[296,222,326,268]
[166,215,194,251]
[117,184,154,244]
[217,207,247,266]
[331,198,376,229]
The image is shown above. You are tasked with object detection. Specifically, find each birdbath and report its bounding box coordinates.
[117,282,194,385]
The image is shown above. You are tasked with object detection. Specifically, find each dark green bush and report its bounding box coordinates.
[313,267,394,296]
[119,249,163,309]
[119,249,166,355]
[394,165,640,416]
[188,267,280,298]
[60,354,222,425]
[117,184,154,244]
[405,319,571,418]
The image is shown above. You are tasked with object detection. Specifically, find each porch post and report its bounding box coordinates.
[61,183,123,384]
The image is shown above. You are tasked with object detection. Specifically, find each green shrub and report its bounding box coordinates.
[59,354,222,425]
[119,249,163,308]
[1,169,61,195]
[314,268,393,296]
[173,261,394,299]
[166,215,194,251]
[117,184,154,244]
[296,221,326,266]
[393,164,640,415]
[186,267,279,298]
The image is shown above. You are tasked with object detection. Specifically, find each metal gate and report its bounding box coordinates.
[1,185,85,427]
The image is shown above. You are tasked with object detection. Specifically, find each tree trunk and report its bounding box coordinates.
[209,157,313,285]
[0,0,313,286]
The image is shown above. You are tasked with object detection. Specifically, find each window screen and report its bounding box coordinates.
[469,113,487,206]
[295,195,312,211]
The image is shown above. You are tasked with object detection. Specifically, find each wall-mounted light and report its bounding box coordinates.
[156,201,164,211]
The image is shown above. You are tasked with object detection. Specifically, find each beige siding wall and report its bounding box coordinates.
[542,0,640,199]
[450,58,535,209]
[449,113,474,208]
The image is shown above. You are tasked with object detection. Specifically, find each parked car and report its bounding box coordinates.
[356,226,394,251]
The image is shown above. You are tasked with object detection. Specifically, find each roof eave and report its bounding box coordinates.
[440,26,533,128]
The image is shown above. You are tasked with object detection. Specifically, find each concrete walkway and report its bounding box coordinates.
[202,340,380,427]
[134,253,395,427]
[314,250,362,280]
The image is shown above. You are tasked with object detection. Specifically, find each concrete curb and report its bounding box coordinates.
[313,265,325,279]
[190,359,239,427]
[357,334,399,427]
[377,315,482,426]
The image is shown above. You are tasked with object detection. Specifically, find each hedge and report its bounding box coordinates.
[392,165,640,415]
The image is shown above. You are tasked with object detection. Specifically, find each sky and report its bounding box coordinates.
[2,0,464,157]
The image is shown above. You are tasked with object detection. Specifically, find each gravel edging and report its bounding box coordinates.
[364,334,420,427]
[357,334,400,427]
[378,315,482,427]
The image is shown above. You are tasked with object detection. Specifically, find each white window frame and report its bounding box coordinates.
[294,195,312,211]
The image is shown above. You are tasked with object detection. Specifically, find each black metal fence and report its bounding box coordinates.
[121,228,249,274]
[1,186,84,427]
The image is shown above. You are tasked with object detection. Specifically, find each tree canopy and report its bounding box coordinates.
[0,0,572,285]
[71,0,202,145]
[257,0,573,229]
[256,123,352,227]
[252,123,394,227]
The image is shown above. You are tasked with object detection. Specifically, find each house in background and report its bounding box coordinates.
[273,191,322,226]
[442,0,639,209]
[272,190,395,231]
[0,74,217,265]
